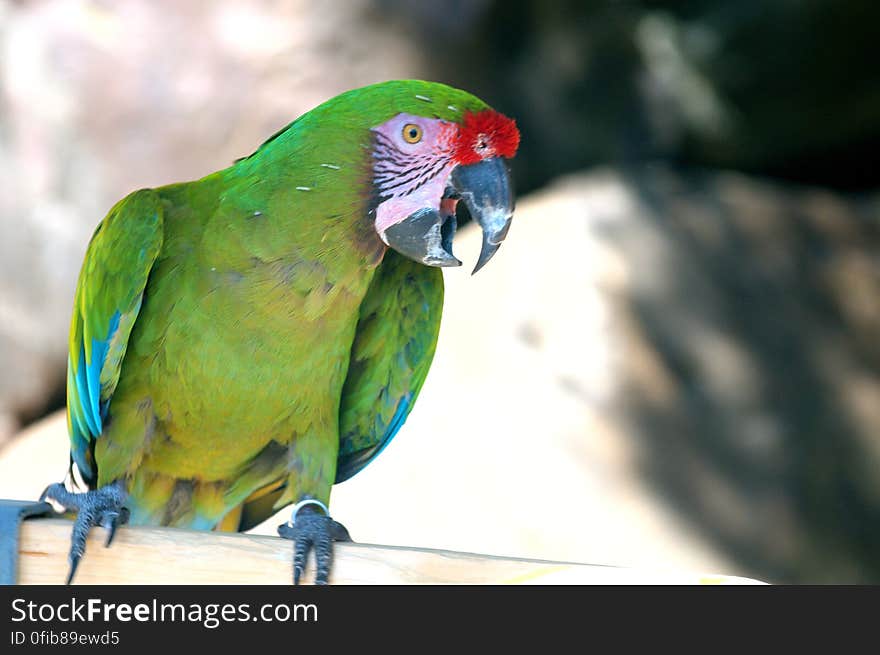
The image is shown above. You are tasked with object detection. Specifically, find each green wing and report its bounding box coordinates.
[335,250,444,483]
[67,189,164,485]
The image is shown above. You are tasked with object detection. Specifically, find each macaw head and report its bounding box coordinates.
[369,104,519,273]
[242,81,520,272]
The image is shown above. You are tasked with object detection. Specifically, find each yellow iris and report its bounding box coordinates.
[402,123,422,144]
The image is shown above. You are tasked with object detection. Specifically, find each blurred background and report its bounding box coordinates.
[1,0,879,584]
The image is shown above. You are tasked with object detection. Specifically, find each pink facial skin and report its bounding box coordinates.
[370,113,458,237]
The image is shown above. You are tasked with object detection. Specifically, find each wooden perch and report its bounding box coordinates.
[15,518,763,584]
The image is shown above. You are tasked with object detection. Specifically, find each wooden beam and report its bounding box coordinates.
[16,518,763,584]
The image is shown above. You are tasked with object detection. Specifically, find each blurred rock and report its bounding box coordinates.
[4,166,880,582]
[590,166,880,583]
[0,0,425,442]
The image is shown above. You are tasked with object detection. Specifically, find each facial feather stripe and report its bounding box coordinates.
[372,131,452,201]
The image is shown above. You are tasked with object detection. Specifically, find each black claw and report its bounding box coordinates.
[104,507,129,548]
[65,556,80,586]
[278,508,350,585]
[41,480,129,584]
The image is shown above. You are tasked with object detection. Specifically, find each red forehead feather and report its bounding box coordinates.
[453,110,520,165]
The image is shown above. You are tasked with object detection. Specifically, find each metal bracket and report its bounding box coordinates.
[0,499,52,585]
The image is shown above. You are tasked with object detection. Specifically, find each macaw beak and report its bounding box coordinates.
[382,157,514,273]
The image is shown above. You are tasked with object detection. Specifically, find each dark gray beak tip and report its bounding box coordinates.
[472,237,504,275]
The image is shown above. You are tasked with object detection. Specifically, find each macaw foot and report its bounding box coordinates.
[39,480,129,584]
[277,500,351,585]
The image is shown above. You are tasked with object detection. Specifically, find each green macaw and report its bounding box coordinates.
[41,80,520,584]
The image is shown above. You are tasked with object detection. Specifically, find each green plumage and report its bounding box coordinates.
[66,81,487,531]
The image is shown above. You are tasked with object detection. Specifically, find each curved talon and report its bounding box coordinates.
[104,507,130,547]
[278,507,351,585]
[65,557,81,586]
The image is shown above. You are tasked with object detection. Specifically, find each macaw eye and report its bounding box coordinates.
[402,123,422,144]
